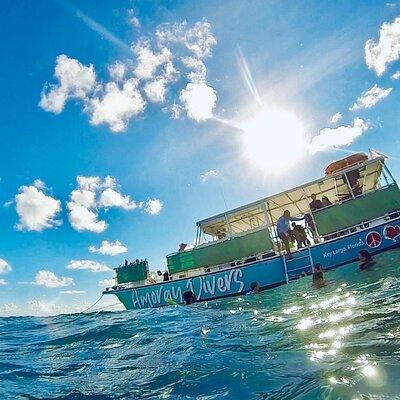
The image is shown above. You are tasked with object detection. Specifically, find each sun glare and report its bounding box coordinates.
[240,108,306,172]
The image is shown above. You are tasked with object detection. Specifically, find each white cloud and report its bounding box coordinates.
[85,79,146,132]
[27,298,91,316]
[144,77,167,102]
[144,198,163,215]
[181,56,207,83]
[170,103,182,119]
[309,118,369,155]
[67,259,111,272]
[35,269,74,288]
[0,259,11,274]
[99,278,114,288]
[60,290,86,294]
[77,176,102,191]
[133,41,172,80]
[365,16,400,76]
[350,84,392,111]
[98,188,137,210]
[15,183,62,232]
[180,82,217,121]
[163,61,180,82]
[200,169,219,182]
[67,176,143,232]
[102,176,117,189]
[33,179,46,190]
[108,61,126,81]
[330,112,342,124]
[67,201,107,233]
[70,189,96,209]
[39,54,97,113]
[156,20,217,59]
[128,9,140,28]
[0,279,6,285]
[1,303,19,314]
[89,240,128,256]
[391,70,400,79]
[40,20,218,131]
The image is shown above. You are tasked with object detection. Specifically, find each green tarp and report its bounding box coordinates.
[313,185,400,235]
[116,261,148,284]
[167,228,273,274]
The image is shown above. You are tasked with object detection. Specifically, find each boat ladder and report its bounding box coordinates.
[282,247,314,284]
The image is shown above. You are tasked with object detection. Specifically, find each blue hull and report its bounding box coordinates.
[108,217,400,310]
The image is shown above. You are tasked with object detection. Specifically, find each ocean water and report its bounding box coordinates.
[1,250,400,400]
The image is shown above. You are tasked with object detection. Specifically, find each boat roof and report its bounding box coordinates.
[197,156,386,234]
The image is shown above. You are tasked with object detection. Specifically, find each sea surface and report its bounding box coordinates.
[1,250,400,400]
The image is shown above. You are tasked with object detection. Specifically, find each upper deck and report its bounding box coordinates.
[166,153,400,277]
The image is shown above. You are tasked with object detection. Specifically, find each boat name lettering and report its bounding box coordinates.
[131,285,183,309]
[187,269,245,300]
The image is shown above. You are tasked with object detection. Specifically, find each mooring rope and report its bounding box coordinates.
[80,294,105,313]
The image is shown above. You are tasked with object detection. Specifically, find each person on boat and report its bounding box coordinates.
[312,264,327,288]
[216,228,227,239]
[183,290,197,305]
[291,222,310,248]
[148,273,157,284]
[156,270,163,283]
[179,243,187,252]
[345,170,362,197]
[124,259,128,267]
[321,196,332,207]
[277,210,304,257]
[359,250,375,270]
[246,281,260,295]
[309,194,323,211]
[163,271,170,281]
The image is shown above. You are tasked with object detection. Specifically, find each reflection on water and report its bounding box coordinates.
[1,249,400,399]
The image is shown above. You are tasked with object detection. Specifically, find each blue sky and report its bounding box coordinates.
[1,0,400,315]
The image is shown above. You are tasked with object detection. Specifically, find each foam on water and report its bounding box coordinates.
[1,249,400,399]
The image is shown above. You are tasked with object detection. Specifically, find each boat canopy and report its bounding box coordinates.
[197,156,385,236]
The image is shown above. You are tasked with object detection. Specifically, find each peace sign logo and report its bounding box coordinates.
[366,231,382,248]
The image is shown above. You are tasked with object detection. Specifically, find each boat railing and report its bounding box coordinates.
[316,208,400,242]
[312,183,395,214]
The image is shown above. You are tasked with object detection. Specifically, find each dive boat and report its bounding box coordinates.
[103,152,400,310]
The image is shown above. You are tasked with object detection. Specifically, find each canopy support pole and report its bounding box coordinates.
[266,201,282,256]
[384,165,396,183]
[383,161,396,185]
[361,166,368,193]
[195,225,200,247]
[302,187,321,244]
[343,173,356,199]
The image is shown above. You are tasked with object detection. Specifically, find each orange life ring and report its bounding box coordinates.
[325,153,368,175]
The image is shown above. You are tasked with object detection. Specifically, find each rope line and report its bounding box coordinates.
[81,294,104,313]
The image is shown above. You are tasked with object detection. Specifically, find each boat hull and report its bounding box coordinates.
[106,217,400,310]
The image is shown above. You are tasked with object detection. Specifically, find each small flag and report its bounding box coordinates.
[369,148,388,159]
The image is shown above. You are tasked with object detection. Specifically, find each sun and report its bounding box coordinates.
[240,107,306,172]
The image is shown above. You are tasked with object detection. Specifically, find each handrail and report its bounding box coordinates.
[311,183,395,214]
[318,209,400,241]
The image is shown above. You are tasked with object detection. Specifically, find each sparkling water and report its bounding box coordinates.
[1,249,400,399]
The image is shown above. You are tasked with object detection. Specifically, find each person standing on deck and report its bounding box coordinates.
[309,194,323,211]
[276,210,304,258]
